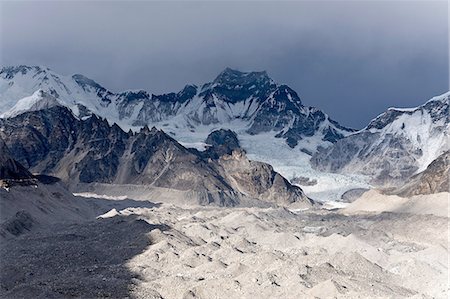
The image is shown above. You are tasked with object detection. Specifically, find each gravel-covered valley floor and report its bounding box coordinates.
[1,192,448,299]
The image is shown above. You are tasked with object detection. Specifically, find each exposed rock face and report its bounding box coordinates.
[0,65,354,150]
[132,85,197,125]
[204,129,241,159]
[391,151,449,197]
[0,107,313,207]
[311,92,450,186]
[0,136,32,180]
[0,106,129,180]
[219,150,313,207]
[0,106,237,205]
[201,129,312,206]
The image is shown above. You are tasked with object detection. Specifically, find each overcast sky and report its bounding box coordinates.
[0,0,448,128]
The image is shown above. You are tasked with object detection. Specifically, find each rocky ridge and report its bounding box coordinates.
[0,106,312,207]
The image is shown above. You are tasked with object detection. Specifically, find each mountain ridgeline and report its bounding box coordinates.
[0,66,354,149]
[0,105,314,207]
[311,92,449,186]
[1,65,449,193]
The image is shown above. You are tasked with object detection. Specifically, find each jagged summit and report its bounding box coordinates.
[203,68,274,104]
[119,89,150,103]
[213,67,271,85]
[177,84,198,102]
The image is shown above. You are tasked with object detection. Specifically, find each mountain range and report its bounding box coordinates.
[0,104,314,207]
[0,65,354,150]
[0,65,448,198]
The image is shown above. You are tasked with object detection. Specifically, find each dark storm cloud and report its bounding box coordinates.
[0,1,447,128]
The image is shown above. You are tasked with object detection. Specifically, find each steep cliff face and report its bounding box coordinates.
[202,129,313,206]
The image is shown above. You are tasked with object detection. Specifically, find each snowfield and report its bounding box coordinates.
[366,91,450,173]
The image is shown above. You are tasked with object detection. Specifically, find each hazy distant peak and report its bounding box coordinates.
[213,67,271,85]
[72,74,105,90]
[0,65,51,79]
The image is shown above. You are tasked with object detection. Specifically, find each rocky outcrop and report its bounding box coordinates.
[204,129,241,159]
[219,150,314,207]
[0,136,32,180]
[390,151,449,197]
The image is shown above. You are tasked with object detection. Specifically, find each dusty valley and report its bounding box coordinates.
[1,186,448,299]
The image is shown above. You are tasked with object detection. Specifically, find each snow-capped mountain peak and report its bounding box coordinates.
[1,65,50,79]
[0,89,61,118]
[201,68,275,104]
[367,91,449,131]
[311,91,450,185]
[0,65,354,150]
[212,67,272,86]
